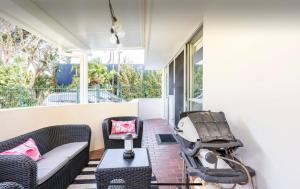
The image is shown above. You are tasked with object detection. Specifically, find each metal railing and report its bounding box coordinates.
[0,87,80,108]
[0,84,162,109]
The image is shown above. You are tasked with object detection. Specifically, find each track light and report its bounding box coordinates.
[108,0,125,45]
[109,34,117,44]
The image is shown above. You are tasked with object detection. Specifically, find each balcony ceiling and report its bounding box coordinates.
[0,0,204,69]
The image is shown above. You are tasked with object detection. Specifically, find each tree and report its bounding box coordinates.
[0,19,21,65]
[192,64,203,97]
[143,70,162,98]
[0,17,59,108]
[0,16,162,106]
[117,64,143,100]
[88,58,115,87]
[0,63,35,108]
[0,17,59,88]
[69,64,80,89]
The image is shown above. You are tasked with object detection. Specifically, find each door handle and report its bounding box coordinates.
[174,127,183,132]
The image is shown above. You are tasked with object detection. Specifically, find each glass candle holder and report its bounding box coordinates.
[123,133,135,159]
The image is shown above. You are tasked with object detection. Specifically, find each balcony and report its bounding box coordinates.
[1,0,300,189]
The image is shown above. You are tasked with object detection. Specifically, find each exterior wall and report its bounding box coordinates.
[203,1,300,188]
[0,103,138,151]
[137,98,163,120]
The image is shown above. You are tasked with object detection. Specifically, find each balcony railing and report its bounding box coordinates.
[0,85,161,109]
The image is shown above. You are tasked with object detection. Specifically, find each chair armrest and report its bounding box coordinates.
[134,120,144,148]
[136,120,143,141]
[0,182,24,189]
[0,155,37,189]
[102,119,111,147]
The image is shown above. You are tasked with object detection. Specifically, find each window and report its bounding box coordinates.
[187,27,203,111]
[86,50,162,103]
[0,17,162,109]
[0,17,82,108]
[43,56,81,106]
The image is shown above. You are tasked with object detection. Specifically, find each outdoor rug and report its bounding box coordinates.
[156,134,178,145]
[68,160,159,189]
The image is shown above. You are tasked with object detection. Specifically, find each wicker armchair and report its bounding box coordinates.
[0,182,24,189]
[102,116,143,149]
[0,125,91,189]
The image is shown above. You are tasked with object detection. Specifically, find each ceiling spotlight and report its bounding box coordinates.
[108,0,125,45]
[116,42,123,49]
[116,35,120,45]
[115,27,125,38]
[109,34,117,44]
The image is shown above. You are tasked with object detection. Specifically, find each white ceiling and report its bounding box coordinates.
[0,0,204,69]
[145,0,204,69]
[31,0,145,49]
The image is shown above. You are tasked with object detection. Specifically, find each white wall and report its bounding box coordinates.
[203,1,300,188]
[0,103,138,151]
[134,98,163,120]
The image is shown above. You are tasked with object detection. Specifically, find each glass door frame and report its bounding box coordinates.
[171,46,187,126]
[163,66,169,121]
[186,26,203,111]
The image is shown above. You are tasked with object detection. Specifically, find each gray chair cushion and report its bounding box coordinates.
[109,133,138,140]
[45,142,88,159]
[37,142,88,185]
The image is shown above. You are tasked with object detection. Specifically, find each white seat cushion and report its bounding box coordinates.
[37,142,88,185]
[109,133,138,140]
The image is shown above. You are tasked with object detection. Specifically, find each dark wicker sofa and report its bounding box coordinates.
[0,125,91,189]
[102,116,143,149]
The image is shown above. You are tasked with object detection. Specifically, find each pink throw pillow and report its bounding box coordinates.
[0,138,42,161]
[111,120,136,134]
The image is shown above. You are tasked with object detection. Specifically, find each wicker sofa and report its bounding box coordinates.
[102,116,143,149]
[0,125,91,189]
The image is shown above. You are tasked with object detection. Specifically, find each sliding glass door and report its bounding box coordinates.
[174,51,184,125]
[168,61,175,125]
[164,26,203,126]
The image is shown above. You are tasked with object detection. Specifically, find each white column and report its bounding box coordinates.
[161,68,167,119]
[80,53,88,104]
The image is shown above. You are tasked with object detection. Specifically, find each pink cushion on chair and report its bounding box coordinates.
[111,120,136,134]
[0,138,42,161]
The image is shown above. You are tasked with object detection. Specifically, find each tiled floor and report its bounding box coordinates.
[90,119,183,189]
[142,119,183,188]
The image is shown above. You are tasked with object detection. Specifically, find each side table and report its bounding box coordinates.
[95,148,152,189]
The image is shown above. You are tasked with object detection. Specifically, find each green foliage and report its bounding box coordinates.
[0,64,37,108]
[69,76,80,89]
[88,58,115,87]
[0,18,162,107]
[118,64,143,100]
[0,17,59,88]
[192,64,203,97]
[117,64,162,101]
[69,59,116,88]
[34,75,52,89]
[68,64,80,88]
[143,70,162,98]
[0,17,59,108]
[0,64,28,88]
